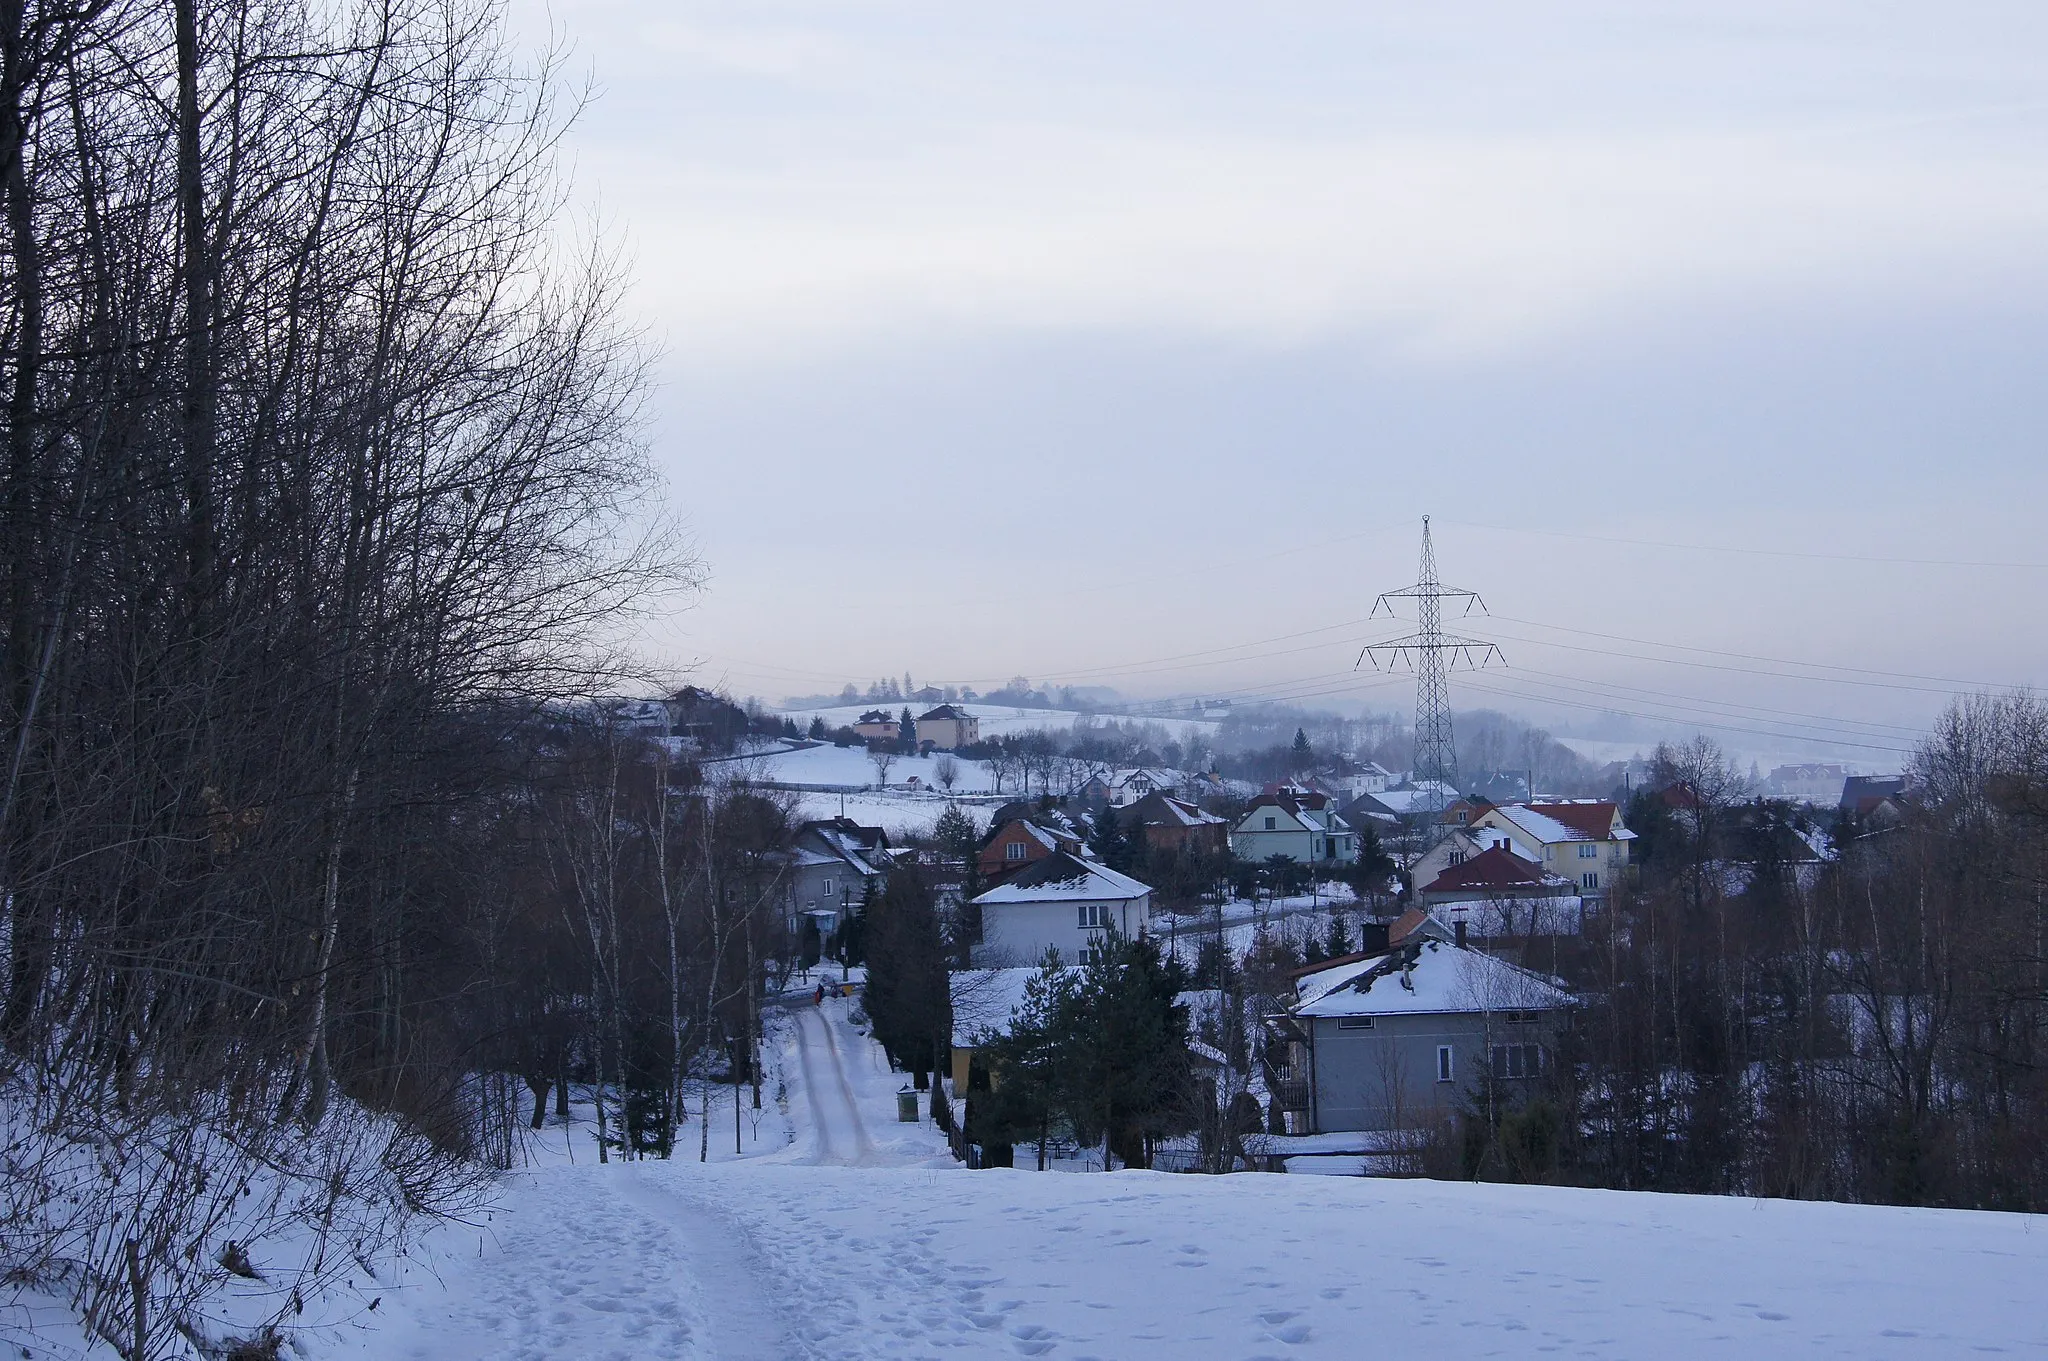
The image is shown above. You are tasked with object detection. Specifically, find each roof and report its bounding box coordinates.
[949,967,1079,1047]
[971,851,1151,904]
[919,704,972,721]
[1121,791,1226,829]
[1294,939,1572,1019]
[1486,801,1633,844]
[1421,846,1560,894]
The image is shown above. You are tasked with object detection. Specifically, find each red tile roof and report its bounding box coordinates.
[1513,801,1618,840]
[1424,846,1549,892]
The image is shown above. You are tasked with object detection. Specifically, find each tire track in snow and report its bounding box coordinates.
[791,1007,840,1164]
[817,1005,879,1163]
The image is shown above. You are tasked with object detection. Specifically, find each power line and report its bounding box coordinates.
[1459,678,1918,756]
[1440,517,2048,571]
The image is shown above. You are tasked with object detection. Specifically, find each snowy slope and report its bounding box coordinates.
[785,703,1220,744]
[298,992,2048,1361]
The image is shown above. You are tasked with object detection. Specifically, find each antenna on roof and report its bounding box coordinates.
[1359,517,1505,847]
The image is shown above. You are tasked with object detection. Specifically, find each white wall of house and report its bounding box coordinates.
[975,895,1148,967]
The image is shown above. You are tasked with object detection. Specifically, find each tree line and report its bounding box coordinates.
[1451,698,2048,1211]
[0,0,779,1353]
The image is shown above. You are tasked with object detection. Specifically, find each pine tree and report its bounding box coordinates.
[862,866,950,1088]
[1291,727,1313,771]
[808,716,827,739]
[976,949,1077,1169]
[1058,927,1192,1169]
[1088,805,1132,871]
[1325,914,1352,959]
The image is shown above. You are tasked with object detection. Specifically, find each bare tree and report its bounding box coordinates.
[870,746,897,789]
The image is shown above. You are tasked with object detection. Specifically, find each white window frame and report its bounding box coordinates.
[1436,1045,1454,1082]
[1582,871,1598,890]
[822,877,835,897]
[1078,903,1111,929]
[1005,841,1026,861]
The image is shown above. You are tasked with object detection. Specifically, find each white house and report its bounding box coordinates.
[1470,801,1635,898]
[1229,790,1360,866]
[917,703,980,750]
[970,851,1152,966]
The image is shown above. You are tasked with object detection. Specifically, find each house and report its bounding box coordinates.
[1112,768,1175,806]
[977,816,1089,883]
[1265,936,1572,1136]
[1117,791,1228,857]
[1765,763,1848,805]
[852,709,900,742]
[1331,761,1398,798]
[1071,774,1115,810]
[1470,800,1635,899]
[909,685,946,705]
[1357,779,1462,826]
[917,703,980,751]
[969,851,1152,966]
[1841,775,1910,820]
[664,686,748,754]
[1229,789,1360,866]
[1406,822,1541,892]
[1416,847,1584,937]
[781,817,891,941]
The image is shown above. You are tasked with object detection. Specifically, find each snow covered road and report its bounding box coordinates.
[790,1004,880,1165]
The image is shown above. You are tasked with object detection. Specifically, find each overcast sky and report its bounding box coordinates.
[511,1,2048,764]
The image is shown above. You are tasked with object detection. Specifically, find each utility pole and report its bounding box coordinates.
[1360,517,1503,847]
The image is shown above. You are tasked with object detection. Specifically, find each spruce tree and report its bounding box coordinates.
[1291,727,1313,770]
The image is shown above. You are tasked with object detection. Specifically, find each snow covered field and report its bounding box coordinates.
[784,703,1221,745]
[282,990,2048,1361]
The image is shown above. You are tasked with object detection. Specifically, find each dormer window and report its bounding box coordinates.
[1005,842,1026,861]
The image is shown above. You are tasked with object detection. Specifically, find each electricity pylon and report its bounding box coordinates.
[1359,517,1502,832]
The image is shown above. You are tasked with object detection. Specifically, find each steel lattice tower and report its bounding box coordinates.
[1360,517,1502,826]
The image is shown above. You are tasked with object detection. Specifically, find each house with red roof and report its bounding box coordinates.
[1470,800,1635,899]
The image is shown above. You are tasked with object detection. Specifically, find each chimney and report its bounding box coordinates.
[1454,917,1468,949]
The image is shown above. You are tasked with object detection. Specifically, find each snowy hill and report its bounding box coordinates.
[290,993,2047,1361]
[783,701,1221,744]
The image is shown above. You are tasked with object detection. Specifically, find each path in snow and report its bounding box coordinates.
[308,1161,809,1361]
[790,1002,878,1165]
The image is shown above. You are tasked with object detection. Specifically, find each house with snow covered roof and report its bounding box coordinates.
[852,710,900,741]
[1471,801,1635,899]
[1229,790,1360,866]
[1266,936,1572,1136]
[1417,847,1585,938]
[1117,791,1228,857]
[781,818,892,940]
[977,816,1089,883]
[969,851,1152,966]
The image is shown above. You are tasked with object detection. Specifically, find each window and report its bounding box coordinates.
[1264,815,1276,830]
[1582,871,1598,890]
[1005,841,1026,861]
[1503,1009,1540,1026]
[1080,944,1104,966]
[1436,1046,1454,1082]
[1578,843,1597,859]
[1337,1017,1375,1031]
[1078,903,1111,929]
[822,877,835,897]
[1313,838,1323,857]
[1491,1044,1543,1079]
